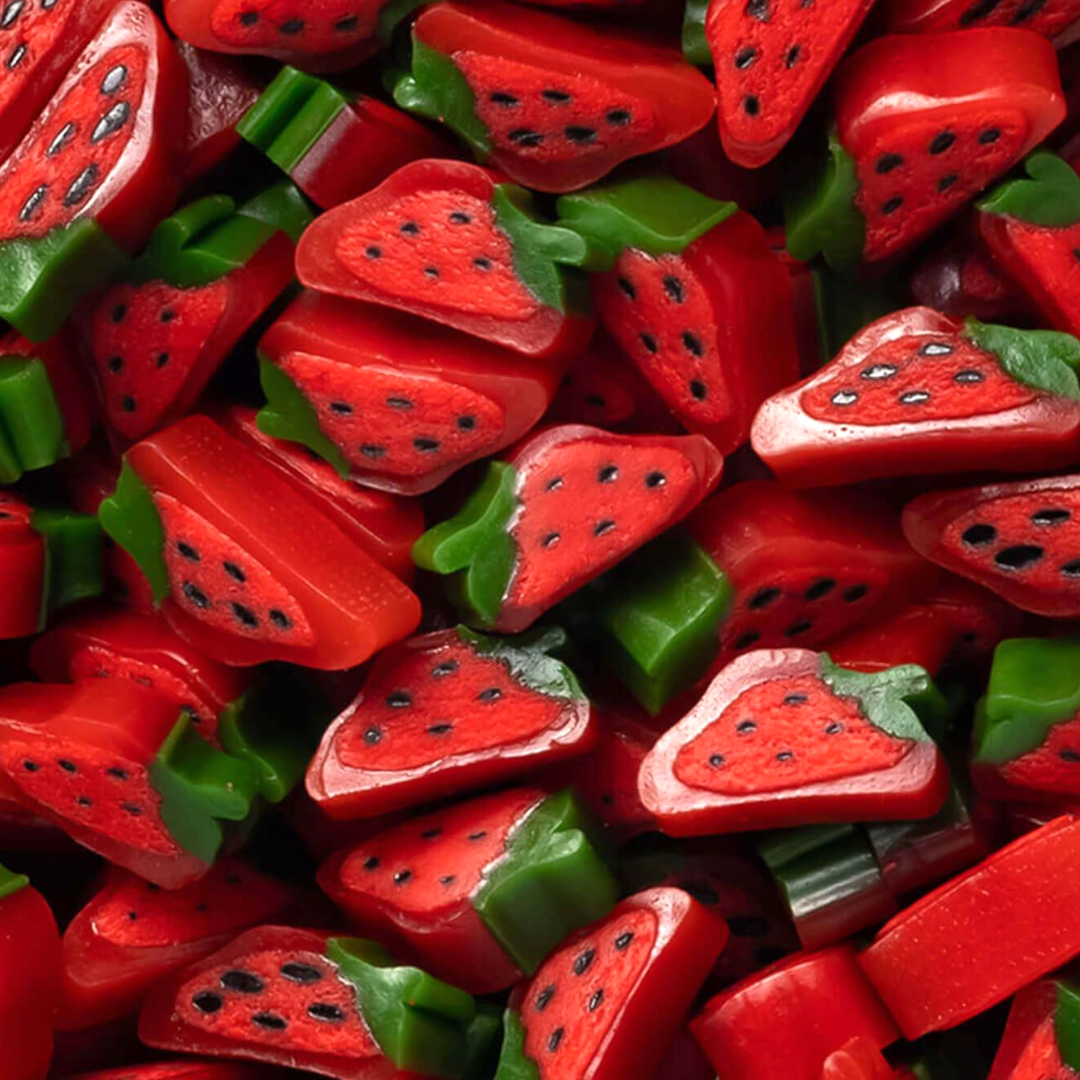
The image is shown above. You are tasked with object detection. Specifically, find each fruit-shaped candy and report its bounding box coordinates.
[0,1,188,340]
[639,649,948,835]
[903,473,1080,617]
[0,492,103,640]
[859,814,1080,1038]
[682,0,876,168]
[973,637,1080,801]
[691,946,900,1080]
[414,424,722,633]
[786,30,1064,270]
[31,607,253,746]
[85,185,310,444]
[58,859,298,1029]
[176,42,260,186]
[68,1065,292,1079]
[319,787,617,993]
[0,327,96,482]
[0,678,315,887]
[164,0,389,70]
[257,290,560,495]
[887,0,1080,38]
[753,307,1080,486]
[394,0,715,193]
[979,152,1080,340]
[988,978,1080,1080]
[0,863,61,1080]
[493,888,728,1080]
[238,66,455,210]
[0,0,118,160]
[307,626,593,819]
[557,176,798,453]
[139,926,489,1079]
[297,159,593,360]
[587,481,934,714]
[99,416,420,669]
[219,406,423,582]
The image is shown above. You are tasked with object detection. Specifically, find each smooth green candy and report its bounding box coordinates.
[99,461,168,604]
[139,183,312,289]
[1057,980,1080,1073]
[413,461,520,627]
[592,530,732,714]
[493,1011,541,1080]
[978,151,1080,228]
[975,637,1080,764]
[785,130,865,271]
[0,357,68,483]
[0,219,129,342]
[327,937,477,1079]
[556,176,736,272]
[820,656,938,742]
[238,66,351,176]
[30,509,104,629]
[475,788,617,973]
[0,861,29,902]
[964,317,1080,401]
[682,0,713,66]
[149,715,262,866]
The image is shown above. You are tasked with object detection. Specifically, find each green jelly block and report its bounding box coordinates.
[238,65,351,175]
[682,0,713,66]
[1057,980,1080,1074]
[257,356,351,477]
[556,176,735,272]
[328,937,476,1079]
[475,788,617,974]
[978,151,1080,228]
[0,356,68,483]
[975,637,1080,764]
[149,714,262,866]
[784,130,865,271]
[98,462,169,604]
[0,861,29,901]
[593,529,731,714]
[493,1010,540,1080]
[0,219,129,342]
[413,461,520,628]
[30,509,104,628]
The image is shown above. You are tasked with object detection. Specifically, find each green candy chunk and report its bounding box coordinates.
[964,317,1080,401]
[975,637,1080,764]
[30,509,104,628]
[413,461,520,627]
[978,151,1080,228]
[682,0,713,66]
[459,626,585,700]
[591,530,731,714]
[327,937,476,1079]
[475,787,618,974]
[0,220,129,342]
[821,656,938,742]
[393,36,491,156]
[493,1010,541,1080]
[149,714,262,866]
[0,356,68,483]
[784,131,866,271]
[218,670,333,803]
[99,461,169,604]
[1057,980,1080,1073]
[238,66,351,175]
[0,861,29,901]
[556,176,735,272]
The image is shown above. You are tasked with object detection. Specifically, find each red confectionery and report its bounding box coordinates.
[859,814,1080,1038]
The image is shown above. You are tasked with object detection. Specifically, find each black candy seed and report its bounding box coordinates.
[786,44,801,67]
[77,796,92,807]
[598,464,619,483]
[223,561,245,582]
[542,88,572,103]
[589,990,604,1011]
[427,723,453,735]
[64,164,100,207]
[1060,748,1080,762]
[937,174,958,193]
[47,122,76,157]
[646,471,666,488]
[421,827,442,839]
[573,948,596,975]
[1061,560,1080,577]
[121,395,137,413]
[881,197,903,216]
[329,401,353,415]
[876,153,903,174]
[509,129,543,147]
[220,970,264,994]
[979,127,1001,144]
[279,18,304,33]
[744,0,770,20]
[994,545,1043,571]
[433,660,458,676]
[825,722,845,734]
[618,277,637,300]
[238,10,259,25]
[736,719,757,733]
[440,875,456,885]
[615,931,634,950]
[457,415,476,430]
[386,690,412,707]
[1033,508,1071,525]
[565,126,597,144]
[193,992,223,1014]
[0,1,23,28]
[57,759,76,773]
[607,109,631,125]
[776,750,795,762]
[962,524,997,547]
[844,584,868,603]
[743,95,760,117]
[542,532,560,548]
[640,332,658,353]
[920,341,953,356]
[364,727,382,745]
[394,870,412,884]
[929,131,956,154]
[960,0,1002,21]
[735,47,757,68]
[182,582,210,608]
[594,519,616,537]
[804,578,835,600]
[269,610,291,631]
[784,618,812,636]
[468,831,488,841]
[90,101,130,144]
[749,587,781,609]
[683,331,704,357]
[548,1028,565,1052]
[252,1012,287,1031]
[363,856,379,870]
[414,437,440,452]
[831,389,858,406]
[689,380,707,401]
[490,91,519,107]
[474,257,492,271]
[709,753,725,767]
[101,64,127,94]
[309,1003,345,1022]
[535,985,555,1011]
[335,14,360,31]
[449,211,472,225]
[954,370,984,384]
[231,603,258,629]
[733,630,761,650]
[664,276,685,302]
[107,767,128,780]
[122,803,142,816]
[6,41,25,69]
[784,694,808,705]
[22,760,38,772]
[19,184,47,222]
[478,687,502,702]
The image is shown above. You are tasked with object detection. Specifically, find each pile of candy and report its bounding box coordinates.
[6,0,1080,1077]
